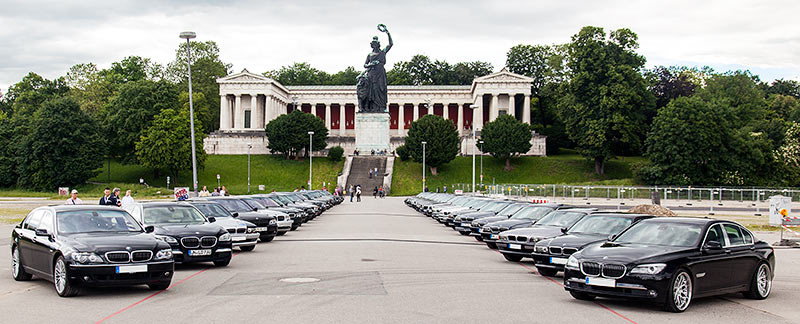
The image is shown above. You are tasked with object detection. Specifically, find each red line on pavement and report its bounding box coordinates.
[489,249,637,324]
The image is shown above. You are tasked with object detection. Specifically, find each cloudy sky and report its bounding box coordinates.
[1,0,799,91]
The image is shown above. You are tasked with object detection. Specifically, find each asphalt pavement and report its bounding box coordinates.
[0,197,799,323]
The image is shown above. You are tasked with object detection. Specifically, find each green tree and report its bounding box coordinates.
[0,112,18,186]
[5,72,69,117]
[104,79,180,163]
[101,56,163,84]
[265,62,331,85]
[15,98,103,191]
[264,110,328,159]
[767,94,799,120]
[404,115,460,175]
[764,79,800,98]
[775,122,800,185]
[327,146,344,161]
[558,26,655,174]
[481,115,532,171]
[180,91,212,134]
[696,71,767,128]
[328,66,360,85]
[135,108,206,182]
[452,61,494,85]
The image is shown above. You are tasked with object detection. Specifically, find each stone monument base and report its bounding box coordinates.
[355,113,390,153]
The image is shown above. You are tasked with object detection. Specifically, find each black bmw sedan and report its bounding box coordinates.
[11,205,174,297]
[196,197,278,242]
[130,202,233,266]
[563,218,774,312]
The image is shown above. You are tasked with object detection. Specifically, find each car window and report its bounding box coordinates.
[723,224,746,246]
[143,206,207,225]
[742,228,754,244]
[535,211,586,227]
[192,203,232,218]
[38,210,54,233]
[704,224,726,247]
[57,209,143,234]
[568,216,633,236]
[615,221,703,247]
[23,210,44,230]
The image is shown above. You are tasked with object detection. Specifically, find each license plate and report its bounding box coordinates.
[461,223,471,227]
[490,234,498,239]
[188,249,212,256]
[116,265,147,274]
[255,227,268,232]
[232,236,246,242]
[586,277,616,288]
[508,244,522,250]
[550,257,567,265]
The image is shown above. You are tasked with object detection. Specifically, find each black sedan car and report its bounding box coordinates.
[531,213,654,276]
[187,201,260,252]
[496,209,595,260]
[197,197,278,242]
[11,205,174,297]
[563,218,774,312]
[130,202,232,266]
[479,204,579,248]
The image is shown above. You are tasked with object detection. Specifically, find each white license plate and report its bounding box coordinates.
[255,227,268,232]
[550,257,567,265]
[116,265,147,274]
[490,234,498,239]
[232,236,246,242]
[508,244,522,250]
[188,249,212,256]
[585,277,616,288]
[461,223,471,227]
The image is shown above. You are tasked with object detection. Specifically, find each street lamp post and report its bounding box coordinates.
[469,104,479,194]
[179,31,199,196]
[247,143,252,193]
[308,131,314,190]
[422,141,427,192]
[479,140,484,185]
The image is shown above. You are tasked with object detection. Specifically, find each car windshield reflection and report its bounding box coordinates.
[57,210,143,234]
[614,222,702,247]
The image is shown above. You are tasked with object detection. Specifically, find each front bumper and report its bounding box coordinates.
[563,268,668,302]
[68,261,174,287]
[277,219,293,231]
[531,253,569,271]
[172,242,233,264]
[232,233,259,247]
[496,241,536,256]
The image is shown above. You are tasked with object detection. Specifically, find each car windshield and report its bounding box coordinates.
[191,203,233,218]
[268,196,288,206]
[498,204,526,216]
[143,206,207,225]
[255,197,280,207]
[57,209,142,234]
[242,198,266,209]
[535,211,586,227]
[483,202,510,212]
[568,215,634,236]
[614,222,703,247]
[470,200,491,209]
[511,206,555,220]
[212,199,253,212]
[284,195,302,202]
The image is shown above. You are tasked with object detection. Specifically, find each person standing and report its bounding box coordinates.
[369,169,373,179]
[65,189,82,205]
[99,188,116,206]
[121,190,135,214]
[220,186,228,196]
[211,188,221,196]
[356,185,362,202]
[443,185,447,193]
[349,185,355,202]
[111,188,123,207]
[373,186,378,199]
[199,186,210,197]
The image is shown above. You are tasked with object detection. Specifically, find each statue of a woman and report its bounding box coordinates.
[357,24,393,113]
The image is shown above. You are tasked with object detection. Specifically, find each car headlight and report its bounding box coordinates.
[219,233,232,242]
[155,235,178,244]
[472,222,479,227]
[71,252,104,264]
[566,255,579,270]
[528,237,541,244]
[154,249,173,260]
[247,227,257,233]
[498,235,507,241]
[269,219,277,225]
[534,245,549,253]
[630,263,667,275]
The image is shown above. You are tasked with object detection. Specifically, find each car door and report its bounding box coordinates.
[722,223,760,289]
[30,210,56,275]
[690,224,734,294]
[17,210,44,274]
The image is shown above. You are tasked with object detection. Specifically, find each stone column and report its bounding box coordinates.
[250,95,258,129]
[219,94,229,130]
[324,103,331,130]
[443,103,449,121]
[398,103,405,135]
[475,97,484,130]
[490,94,499,122]
[457,103,464,133]
[234,94,243,129]
[523,94,531,124]
[339,103,346,136]
[508,94,516,119]
[263,96,271,127]
[413,103,419,121]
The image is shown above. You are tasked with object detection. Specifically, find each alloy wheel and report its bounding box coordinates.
[54,259,67,294]
[672,271,692,311]
[11,247,20,278]
[756,264,771,297]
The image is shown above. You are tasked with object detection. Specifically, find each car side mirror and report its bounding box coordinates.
[232,212,239,218]
[144,225,155,233]
[253,208,258,212]
[704,241,722,251]
[35,228,50,236]
[560,227,568,234]
[208,217,216,223]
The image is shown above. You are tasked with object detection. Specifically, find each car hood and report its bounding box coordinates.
[476,216,507,225]
[153,223,225,237]
[501,226,563,240]
[214,218,253,229]
[256,209,288,217]
[457,212,496,221]
[64,232,164,252]
[577,242,695,264]
[543,233,607,249]
[236,212,275,223]
[486,219,533,229]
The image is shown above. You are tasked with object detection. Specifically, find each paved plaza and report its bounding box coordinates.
[0,197,799,323]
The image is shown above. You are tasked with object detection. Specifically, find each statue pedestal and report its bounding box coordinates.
[355,113,390,153]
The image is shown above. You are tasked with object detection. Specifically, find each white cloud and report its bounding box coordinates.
[1,0,799,90]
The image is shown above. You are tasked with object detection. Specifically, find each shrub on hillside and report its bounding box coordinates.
[328,146,344,161]
[396,144,410,161]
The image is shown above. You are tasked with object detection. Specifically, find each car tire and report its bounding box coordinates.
[569,291,596,301]
[458,231,470,236]
[148,282,171,290]
[291,225,299,231]
[474,236,484,242]
[663,268,693,313]
[53,256,80,297]
[11,245,32,281]
[239,245,256,252]
[743,262,772,300]
[214,259,231,267]
[277,231,287,236]
[260,235,275,243]
[503,253,523,262]
[537,267,558,277]
[486,242,498,249]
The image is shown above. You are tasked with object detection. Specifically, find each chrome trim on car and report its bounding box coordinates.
[69,260,173,268]
[200,236,217,248]
[181,237,200,248]
[216,248,232,253]
[579,261,627,279]
[131,250,153,262]
[105,251,131,263]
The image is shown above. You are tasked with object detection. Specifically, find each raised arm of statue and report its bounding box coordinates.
[384,31,393,53]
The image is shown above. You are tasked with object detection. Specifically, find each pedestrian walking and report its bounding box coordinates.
[356,185,362,202]
[64,189,82,205]
[443,185,447,193]
[220,186,228,196]
[121,190,135,214]
[99,188,118,206]
[378,186,385,198]
[349,185,355,202]
[369,169,373,178]
[373,186,378,199]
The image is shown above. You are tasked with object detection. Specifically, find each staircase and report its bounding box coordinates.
[345,156,387,194]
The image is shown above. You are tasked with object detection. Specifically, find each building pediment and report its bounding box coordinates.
[217,69,273,83]
[473,68,534,83]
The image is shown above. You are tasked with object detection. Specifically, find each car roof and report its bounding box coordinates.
[48,205,127,212]
[139,201,195,207]
[584,212,654,219]
[635,216,714,225]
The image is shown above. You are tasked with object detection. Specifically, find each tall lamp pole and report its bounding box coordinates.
[422,141,427,192]
[308,131,314,190]
[180,31,199,196]
[479,140,484,186]
[247,143,252,193]
[470,104,478,194]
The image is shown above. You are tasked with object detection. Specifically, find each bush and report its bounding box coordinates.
[328,146,344,161]
[396,144,410,161]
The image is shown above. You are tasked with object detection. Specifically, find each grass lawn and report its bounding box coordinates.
[391,151,646,196]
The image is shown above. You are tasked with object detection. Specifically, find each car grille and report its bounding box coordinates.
[507,235,528,242]
[563,247,578,255]
[549,247,562,255]
[236,228,246,234]
[131,250,153,262]
[580,262,626,278]
[201,236,217,248]
[181,237,200,248]
[105,251,130,263]
[277,216,286,221]
[226,228,236,234]
[490,226,500,232]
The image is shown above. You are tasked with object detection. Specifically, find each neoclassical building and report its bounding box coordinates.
[203,68,546,155]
